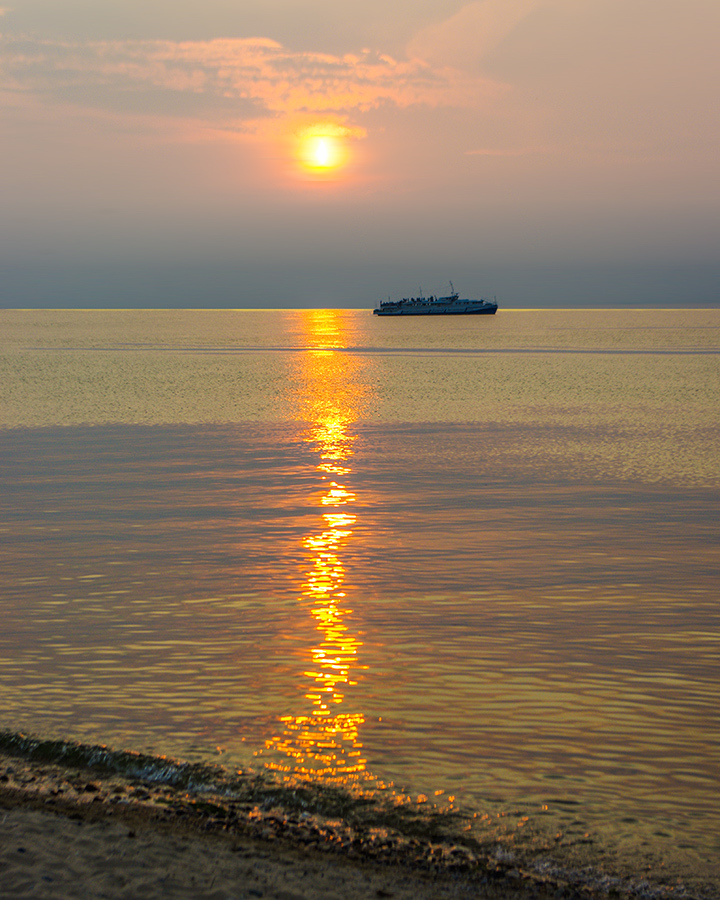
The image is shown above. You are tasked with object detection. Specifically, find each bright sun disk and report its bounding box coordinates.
[313,138,333,167]
[299,133,346,173]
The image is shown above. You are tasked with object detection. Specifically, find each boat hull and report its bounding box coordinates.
[373,304,497,316]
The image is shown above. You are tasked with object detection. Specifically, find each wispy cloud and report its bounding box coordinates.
[465,146,549,157]
[0,34,504,127]
[408,0,543,68]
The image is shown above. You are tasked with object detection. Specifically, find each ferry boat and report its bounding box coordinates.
[373,283,498,316]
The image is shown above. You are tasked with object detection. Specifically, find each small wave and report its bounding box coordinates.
[0,730,225,792]
[0,730,475,845]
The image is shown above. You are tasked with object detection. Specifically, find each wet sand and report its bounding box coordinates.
[0,753,579,900]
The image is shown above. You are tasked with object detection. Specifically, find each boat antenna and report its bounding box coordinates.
[449,280,455,295]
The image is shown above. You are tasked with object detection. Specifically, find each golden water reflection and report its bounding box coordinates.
[264,312,368,785]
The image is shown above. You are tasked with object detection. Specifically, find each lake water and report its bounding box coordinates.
[1,309,719,892]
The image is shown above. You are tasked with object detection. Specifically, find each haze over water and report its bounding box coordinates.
[1,309,719,891]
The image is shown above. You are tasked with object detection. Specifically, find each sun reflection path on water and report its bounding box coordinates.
[264,312,368,786]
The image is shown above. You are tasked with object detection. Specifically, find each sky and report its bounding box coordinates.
[1,0,718,307]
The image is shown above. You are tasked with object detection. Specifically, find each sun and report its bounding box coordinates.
[294,122,358,177]
[300,134,346,173]
[308,137,336,169]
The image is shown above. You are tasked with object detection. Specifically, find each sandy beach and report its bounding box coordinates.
[2,803,491,900]
[0,752,580,900]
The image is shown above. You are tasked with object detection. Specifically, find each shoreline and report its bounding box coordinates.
[1,751,709,900]
[0,751,537,900]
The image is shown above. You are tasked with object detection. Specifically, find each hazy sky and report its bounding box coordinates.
[1,0,718,306]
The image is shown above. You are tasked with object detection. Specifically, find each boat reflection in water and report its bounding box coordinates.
[264,311,369,787]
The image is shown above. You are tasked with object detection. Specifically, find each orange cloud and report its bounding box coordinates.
[0,34,505,126]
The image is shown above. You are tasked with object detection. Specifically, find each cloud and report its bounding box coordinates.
[465,146,548,157]
[0,33,504,129]
[407,0,543,69]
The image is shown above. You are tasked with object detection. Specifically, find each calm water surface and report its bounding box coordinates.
[1,309,719,889]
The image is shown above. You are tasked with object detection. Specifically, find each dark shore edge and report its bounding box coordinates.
[1,749,709,900]
[0,754,542,900]
[0,751,537,898]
